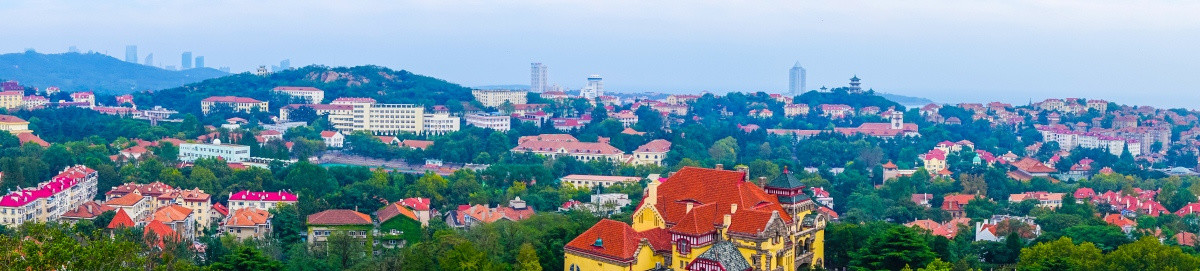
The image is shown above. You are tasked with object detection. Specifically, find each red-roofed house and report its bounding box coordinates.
[307,209,374,246]
[632,139,671,166]
[943,194,979,218]
[223,207,271,240]
[1104,214,1136,234]
[922,149,948,173]
[565,165,828,269]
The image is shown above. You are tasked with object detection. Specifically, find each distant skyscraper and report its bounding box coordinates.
[144,53,154,66]
[530,63,548,93]
[580,75,603,99]
[280,59,291,70]
[125,46,138,63]
[181,52,193,69]
[195,56,205,68]
[789,62,806,95]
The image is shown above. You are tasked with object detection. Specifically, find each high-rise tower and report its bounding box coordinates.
[789,62,806,95]
[530,63,548,93]
[181,52,193,69]
[580,75,603,99]
[125,45,138,63]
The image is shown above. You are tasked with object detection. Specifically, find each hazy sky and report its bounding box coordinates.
[1,1,1199,108]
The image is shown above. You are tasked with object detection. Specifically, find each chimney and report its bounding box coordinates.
[723,214,732,229]
[645,180,661,206]
[758,177,767,187]
[686,202,694,213]
[730,204,738,214]
[715,164,724,170]
[736,165,750,182]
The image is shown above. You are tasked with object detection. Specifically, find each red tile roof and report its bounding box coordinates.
[16,132,48,147]
[108,209,136,229]
[654,167,792,230]
[398,197,431,211]
[61,201,114,219]
[635,139,671,153]
[400,139,433,150]
[564,219,670,262]
[307,209,372,225]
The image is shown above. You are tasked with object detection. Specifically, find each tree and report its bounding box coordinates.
[708,136,738,165]
[517,242,543,271]
[152,142,179,162]
[850,226,937,270]
[1017,237,1103,271]
[289,106,319,123]
[1101,236,1200,270]
[324,232,366,269]
[211,246,285,271]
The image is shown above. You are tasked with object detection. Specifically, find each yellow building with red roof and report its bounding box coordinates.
[564,165,826,270]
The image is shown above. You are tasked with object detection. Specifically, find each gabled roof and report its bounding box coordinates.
[307,209,372,225]
[105,193,145,206]
[376,202,419,223]
[61,201,114,219]
[635,139,671,153]
[107,209,136,229]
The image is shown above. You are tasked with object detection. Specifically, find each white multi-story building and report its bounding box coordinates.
[472,89,527,108]
[1037,126,1141,156]
[0,165,98,227]
[579,75,603,100]
[422,112,461,135]
[465,113,511,132]
[227,190,298,213]
[201,96,268,115]
[179,139,251,162]
[331,98,426,135]
[531,63,548,93]
[272,86,325,104]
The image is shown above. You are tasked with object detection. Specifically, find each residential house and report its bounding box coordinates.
[227,190,299,213]
[223,207,271,240]
[307,209,374,246]
[375,202,423,248]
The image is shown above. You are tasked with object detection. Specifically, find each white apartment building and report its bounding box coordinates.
[201,96,269,115]
[471,89,528,107]
[1037,126,1142,156]
[273,86,325,104]
[423,112,461,135]
[179,139,251,162]
[465,113,511,132]
[579,75,603,100]
[331,98,426,135]
[0,165,98,227]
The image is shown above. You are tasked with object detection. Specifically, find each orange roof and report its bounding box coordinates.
[225,207,270,227]
[669,203,718,235]
[377,202,419,223]
[150,204,193,223]
[635,139,671,153]
[307,209,372,225]
[107,209,136,229]
[1104,214,1136,228]
[105,193,144,206]
[726,209,778,235]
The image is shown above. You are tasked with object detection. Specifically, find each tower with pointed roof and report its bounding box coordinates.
[849,75,862,93]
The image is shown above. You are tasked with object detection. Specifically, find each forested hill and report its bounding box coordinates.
[134,65,475,116]
[796,87,906,110]
[0,51,228,94]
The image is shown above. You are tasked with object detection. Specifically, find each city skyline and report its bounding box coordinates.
[1,1,1199,108]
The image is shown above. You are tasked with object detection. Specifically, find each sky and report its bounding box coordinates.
[1,0,1199,108]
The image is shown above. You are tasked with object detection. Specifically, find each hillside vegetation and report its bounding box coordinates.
[0,51,228,94]
[134,65,475,117]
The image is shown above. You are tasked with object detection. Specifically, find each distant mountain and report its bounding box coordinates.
[473,84,530,90]
[136,65,474,117]
[0,51,228,94]
[878,92,934,107]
